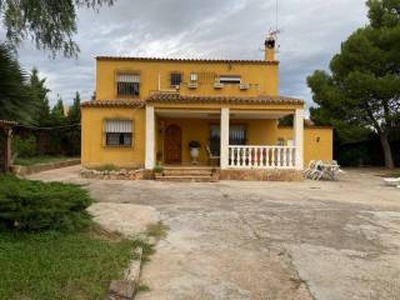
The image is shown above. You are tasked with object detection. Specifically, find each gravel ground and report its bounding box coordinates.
[28,166,400,300]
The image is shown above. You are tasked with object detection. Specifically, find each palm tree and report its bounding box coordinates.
[0,43,33,122]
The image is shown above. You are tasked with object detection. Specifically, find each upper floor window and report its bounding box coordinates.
[219,75,241,84]
[190,73,198,82]
[170,73,182,86]
[117,74,140,96]
[105,119,133,147]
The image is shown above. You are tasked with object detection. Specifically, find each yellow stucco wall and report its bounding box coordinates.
[81,107,146,168]
[277,126,333,165]
[96,59,279,100]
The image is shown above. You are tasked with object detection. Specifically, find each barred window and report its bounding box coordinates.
[117,74,140,96]
[170,73,182,86]
[105,120,133,147]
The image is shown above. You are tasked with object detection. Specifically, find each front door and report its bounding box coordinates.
[164,124,182,164]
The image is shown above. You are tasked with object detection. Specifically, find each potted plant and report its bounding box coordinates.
[188,140,201,165]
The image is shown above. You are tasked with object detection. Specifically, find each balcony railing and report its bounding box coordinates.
[228,145,297,169]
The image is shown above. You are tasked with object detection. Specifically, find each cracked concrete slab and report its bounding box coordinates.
[28,167,400,300]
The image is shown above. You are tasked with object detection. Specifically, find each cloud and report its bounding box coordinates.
[14,0,367,108]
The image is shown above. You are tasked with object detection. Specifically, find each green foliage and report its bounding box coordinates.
[278,114,293,126]
[146,222,169,240]
[0,43,33,122]
[12,135,37,158]
[28,68,52,127]
[0,0,114,58]
[65,92,81,156]
[0,176,92,232]
[153,165,164,173]
[0,229,136,299]
[307,0,400,168]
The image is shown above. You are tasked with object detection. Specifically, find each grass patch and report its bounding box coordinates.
[383,169,400,178]
[14,155,76,166]
[0,226,137,300]
[137,284,151,292]
[145,221,169,241]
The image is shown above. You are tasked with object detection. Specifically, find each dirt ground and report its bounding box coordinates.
[28,166,400,300]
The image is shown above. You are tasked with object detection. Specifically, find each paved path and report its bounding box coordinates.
[28,167,400,300]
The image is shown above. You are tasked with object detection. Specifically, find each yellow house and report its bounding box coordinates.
[81,34,333,180]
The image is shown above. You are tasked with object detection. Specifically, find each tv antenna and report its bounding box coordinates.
[258,0,282,53]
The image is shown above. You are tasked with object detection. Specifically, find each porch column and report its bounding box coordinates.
[220,107,230,169]
[294,108,304,170]
[145,105,155,169]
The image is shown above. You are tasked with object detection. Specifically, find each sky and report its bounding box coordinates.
[13,0,368,110]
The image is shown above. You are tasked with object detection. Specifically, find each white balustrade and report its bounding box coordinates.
[227,146,297,169]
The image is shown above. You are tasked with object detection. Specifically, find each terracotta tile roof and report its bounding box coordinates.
[81,100,145,108]
[146,93,304,105]
[96,56,277,65]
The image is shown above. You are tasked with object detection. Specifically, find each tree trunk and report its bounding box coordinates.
[379,132,394,169]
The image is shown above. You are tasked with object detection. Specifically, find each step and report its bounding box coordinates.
[155,175,218,183]
[162,170,214,176]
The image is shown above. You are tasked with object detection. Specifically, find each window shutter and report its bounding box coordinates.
[105,120,132,133]
[117,74,140,83]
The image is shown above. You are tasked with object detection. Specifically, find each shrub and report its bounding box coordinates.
[0,176,92,232]
[153,165,164,173]
[12,134,37,158]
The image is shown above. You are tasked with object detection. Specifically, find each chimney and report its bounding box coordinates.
[264,34,276,61]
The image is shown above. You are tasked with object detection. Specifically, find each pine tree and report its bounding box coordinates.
[307,0,400,169]
[28,68,51,126]
[66,92,81,156]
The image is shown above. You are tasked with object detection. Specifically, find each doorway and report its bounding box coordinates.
[164,124,182,164]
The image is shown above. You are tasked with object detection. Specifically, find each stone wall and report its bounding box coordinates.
[11,159,81,176]
[80,168,154,180]
[220,169,304,181]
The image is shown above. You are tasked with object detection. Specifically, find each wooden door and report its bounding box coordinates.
[164,124,182,164]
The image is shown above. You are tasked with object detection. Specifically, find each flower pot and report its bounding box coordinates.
[190,147,200,165]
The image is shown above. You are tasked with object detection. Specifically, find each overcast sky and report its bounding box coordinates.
[14,0,368,110]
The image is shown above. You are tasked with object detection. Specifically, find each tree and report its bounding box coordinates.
[66,92,82,155]
[49,96,67,154]
[51,97,66,125]
[28,68,51,126]
[0,0,114,58]
[0,43,33,122]
[307,0,400,169]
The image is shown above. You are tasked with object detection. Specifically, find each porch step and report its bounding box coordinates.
[155,167,220,182]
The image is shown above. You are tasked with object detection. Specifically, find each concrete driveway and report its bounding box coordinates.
[28,167,400,300]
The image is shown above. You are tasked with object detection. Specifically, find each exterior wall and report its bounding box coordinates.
[96,59,279,100]
[81,107,146,168]
[157,118,278,165]
[277,126,333,165]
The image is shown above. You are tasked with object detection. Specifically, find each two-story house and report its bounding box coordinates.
[81,35,333,180]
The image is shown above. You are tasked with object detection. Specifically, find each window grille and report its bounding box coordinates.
[116,74,140,96]
[105,119,133,147]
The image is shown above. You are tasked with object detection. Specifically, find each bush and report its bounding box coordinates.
[0,176,92,232]
[12,134,37,158]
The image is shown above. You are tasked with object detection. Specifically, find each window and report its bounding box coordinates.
[209,125,246,155]
[116,74,140,96]
[170,73,182,86]
[190,73,198,82]
[105,120,133,147]
[218,75,241,84]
